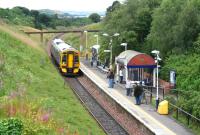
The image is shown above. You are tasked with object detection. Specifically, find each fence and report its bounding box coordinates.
[142,87,200,128]
[168,89,200,128]
[169,103,200,127]
[142,86,165,103]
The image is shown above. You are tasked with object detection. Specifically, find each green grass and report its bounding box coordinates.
[82,23,103,30]
[0,28,105,134]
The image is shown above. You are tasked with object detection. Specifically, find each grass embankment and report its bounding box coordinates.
[0,24,105,134]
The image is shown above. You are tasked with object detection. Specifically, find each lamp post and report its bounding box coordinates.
[84,30,88,60]
[94,34,99,45]
[94,34,100,65]
[121,43,128,82]
[103,33,120,69]
[151,50,162,110]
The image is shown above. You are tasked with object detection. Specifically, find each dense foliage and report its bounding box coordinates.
[0,118,23,135]
[0,6,92,29]
[102,0,200,121]
[148,0,200,57]
[100,0,161,61]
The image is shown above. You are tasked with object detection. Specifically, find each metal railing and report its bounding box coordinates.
[142,85,165,102]
[142,87,200,128]
[167,89,200,127]
[169,103,200,127]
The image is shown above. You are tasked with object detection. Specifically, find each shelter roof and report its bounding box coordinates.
[116,50,156,68]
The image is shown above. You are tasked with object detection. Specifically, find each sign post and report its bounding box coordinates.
[170,70,176,88]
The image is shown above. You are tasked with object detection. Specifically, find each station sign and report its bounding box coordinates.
[170,70,176,86]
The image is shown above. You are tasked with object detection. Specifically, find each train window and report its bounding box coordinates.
[56,41,64,45]
[62,55,67,63]
[74,55,79,62]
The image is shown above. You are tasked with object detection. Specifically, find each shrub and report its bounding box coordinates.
[0,118,23,135]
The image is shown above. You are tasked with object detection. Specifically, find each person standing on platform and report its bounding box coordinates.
[107,69,111,79]
[91,60,93,67]
[107,69,111,86]
[108,70,115,88]
[126,79,132,96]
[139,81,144,104]
[119,68,123,83]
[134,82,143,105]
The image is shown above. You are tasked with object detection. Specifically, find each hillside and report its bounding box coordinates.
[0,7,94,30]
[0,24,105,134]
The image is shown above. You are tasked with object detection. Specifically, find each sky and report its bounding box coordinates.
[0,0,125,12]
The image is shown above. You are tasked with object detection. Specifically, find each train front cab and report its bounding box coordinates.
[60,50,80,75]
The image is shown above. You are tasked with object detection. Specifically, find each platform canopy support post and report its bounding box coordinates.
[153,68,156,87]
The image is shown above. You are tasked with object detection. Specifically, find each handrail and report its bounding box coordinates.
[169,103,200,122]
[143,86,200,123]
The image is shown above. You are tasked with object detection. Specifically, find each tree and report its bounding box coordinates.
[147,0,200,57]
[89,13,100,23]
[106,1,121,14]
[14,6,30,15]
[38,13,52,27]
[101,0,160,60]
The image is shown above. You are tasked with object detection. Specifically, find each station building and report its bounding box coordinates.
[115,50,157,86]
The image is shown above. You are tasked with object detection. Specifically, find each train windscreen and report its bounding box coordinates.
[62,55,67,64]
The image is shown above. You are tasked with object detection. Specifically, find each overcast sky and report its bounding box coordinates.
[0,0,125,12]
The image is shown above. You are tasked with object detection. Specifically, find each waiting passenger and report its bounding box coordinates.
[134,82,143,105]
[125,79,133,96]
[90,60,93,67]
[108,70,115,88]
[119,68,123,83]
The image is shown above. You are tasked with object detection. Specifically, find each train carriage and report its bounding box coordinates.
[50,38,80,75]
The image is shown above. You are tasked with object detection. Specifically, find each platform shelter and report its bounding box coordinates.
[115,50,156,85]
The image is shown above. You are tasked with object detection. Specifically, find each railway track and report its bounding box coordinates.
[47,35,128,135]
[65,77,128,135]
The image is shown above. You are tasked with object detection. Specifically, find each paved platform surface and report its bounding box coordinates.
[80,60,193,135]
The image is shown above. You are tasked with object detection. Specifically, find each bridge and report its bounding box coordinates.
[24,29,100,42]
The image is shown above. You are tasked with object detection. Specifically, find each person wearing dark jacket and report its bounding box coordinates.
[108,70,114,88]
[134,82,143,105]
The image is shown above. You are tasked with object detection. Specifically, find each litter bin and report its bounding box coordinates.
[157,100,169,115]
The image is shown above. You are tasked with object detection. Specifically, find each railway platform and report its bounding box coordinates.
[80,60,193,135]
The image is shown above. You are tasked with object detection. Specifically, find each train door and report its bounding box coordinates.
[67,52,74,68]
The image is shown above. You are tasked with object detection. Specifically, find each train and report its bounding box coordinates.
[50,38,80,75]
